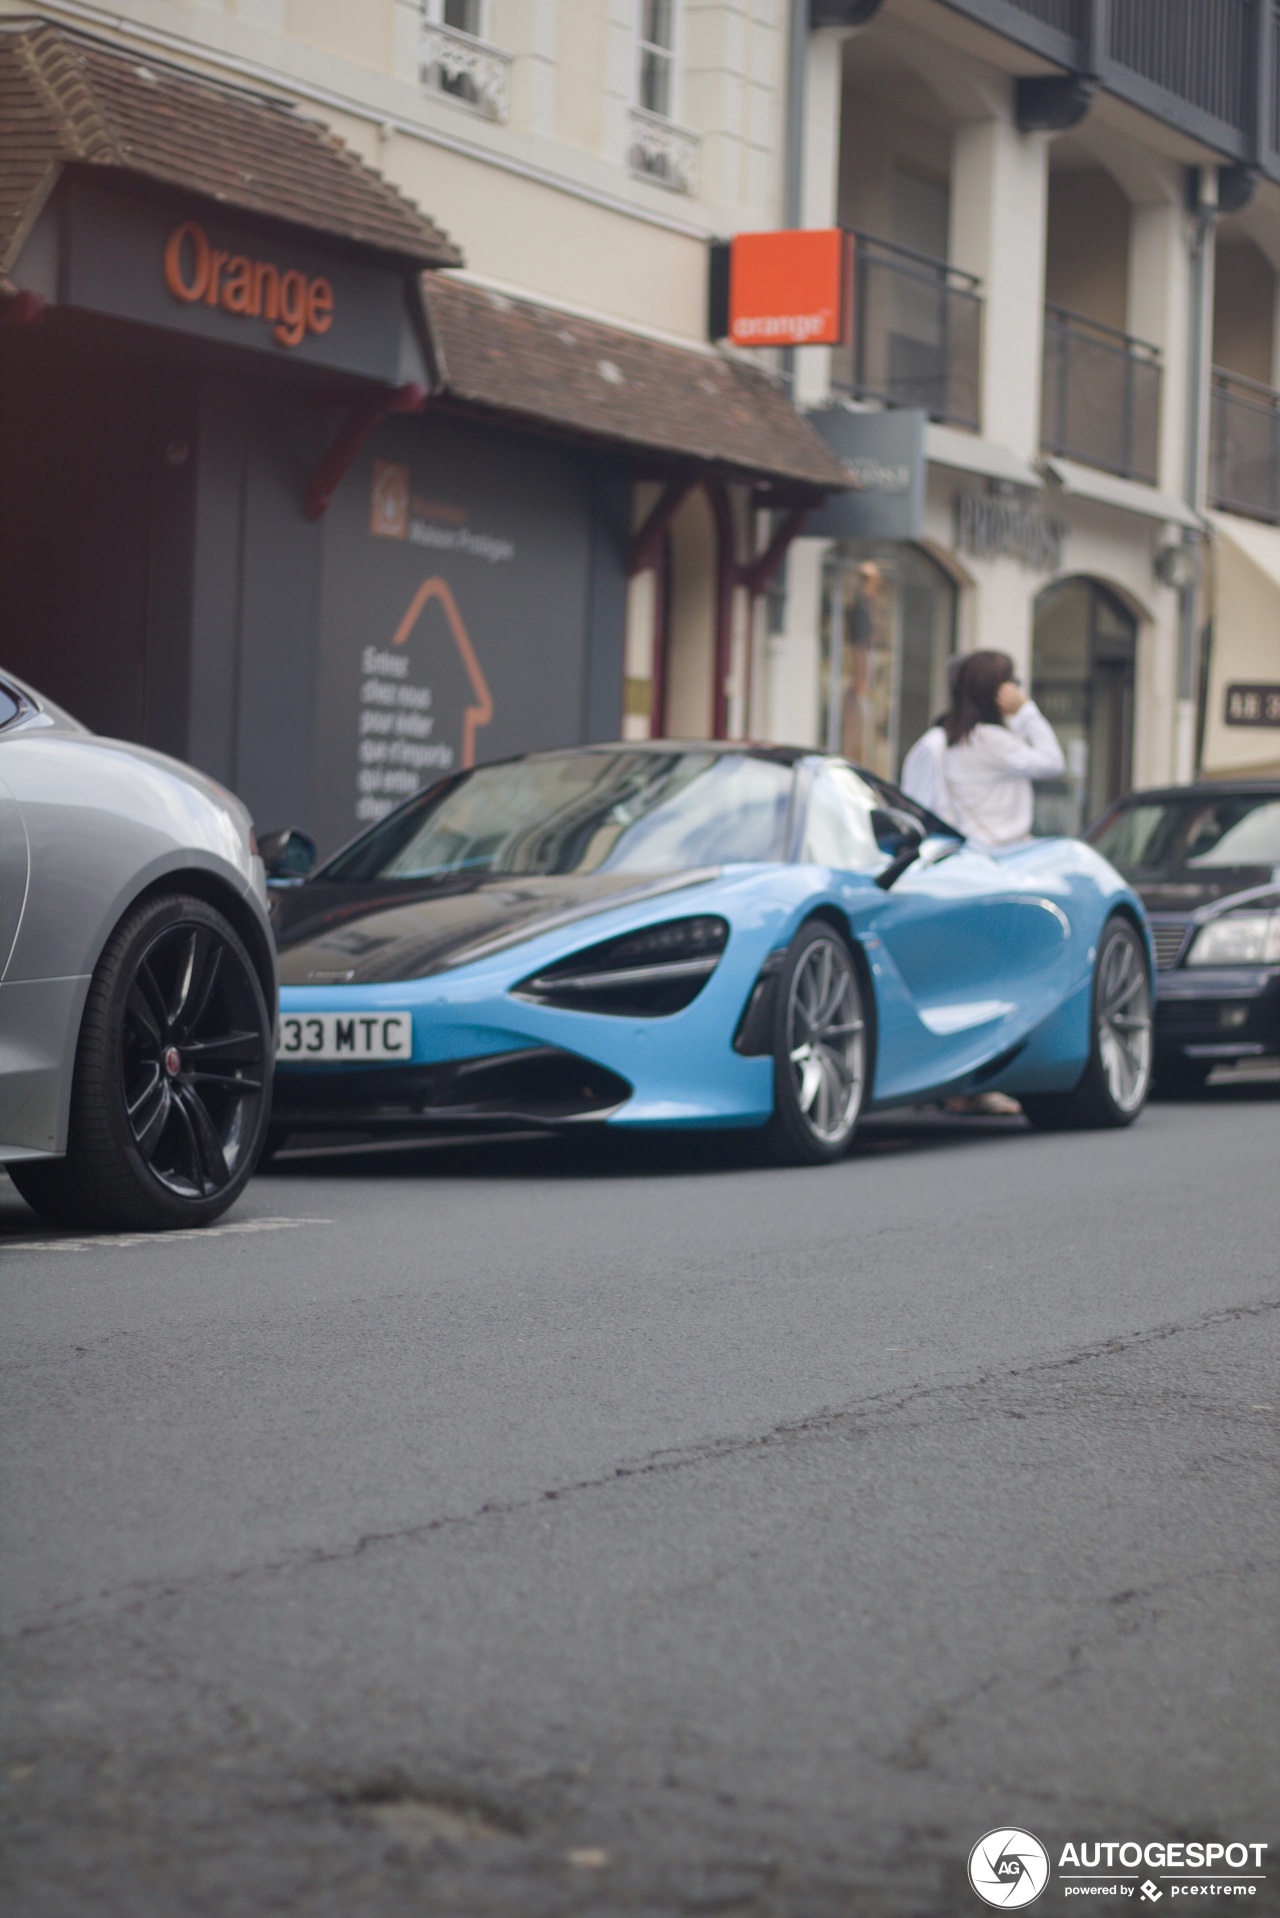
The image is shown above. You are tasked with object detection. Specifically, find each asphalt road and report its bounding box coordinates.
[2,1079,1277,1918]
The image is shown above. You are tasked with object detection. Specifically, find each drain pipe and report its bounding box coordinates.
[1177,168,1216,782]
[785,0,808,232]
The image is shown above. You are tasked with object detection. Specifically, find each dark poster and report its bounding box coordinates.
[313,416,593,853]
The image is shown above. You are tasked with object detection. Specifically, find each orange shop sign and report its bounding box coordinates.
[728,229,850,347]
[163,219,333,348]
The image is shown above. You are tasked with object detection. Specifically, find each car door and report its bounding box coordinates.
[805,765,1028,1101]
[0,680,32,978]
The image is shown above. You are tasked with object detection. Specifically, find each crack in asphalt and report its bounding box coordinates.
[7,1293,1277,1647]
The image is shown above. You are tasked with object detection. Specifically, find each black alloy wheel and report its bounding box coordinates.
[9,894,272,1231]
[1021,917,1153,1132]
[762,921,868,1165]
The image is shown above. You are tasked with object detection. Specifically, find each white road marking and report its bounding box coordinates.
[2,1217,331,1256]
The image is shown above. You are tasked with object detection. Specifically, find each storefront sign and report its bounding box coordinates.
[727,229,849,346]
[1223,682,1280,726]
[313,416,594,849]
[60,181,414,381]
[162,220,333,348]
[803,409,924,541]
[955,490,1066,572]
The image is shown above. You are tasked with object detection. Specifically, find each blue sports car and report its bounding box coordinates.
[267,744,1154,1162]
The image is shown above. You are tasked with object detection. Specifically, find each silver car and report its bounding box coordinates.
[0,672,277,1231]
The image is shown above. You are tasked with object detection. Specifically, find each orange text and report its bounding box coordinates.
[163,220,333,348]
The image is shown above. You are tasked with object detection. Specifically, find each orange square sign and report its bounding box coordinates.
[728,229,850,347]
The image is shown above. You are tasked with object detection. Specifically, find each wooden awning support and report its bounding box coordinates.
[737,506,809,597]
[304,382,428,521]
[626,468,702,576]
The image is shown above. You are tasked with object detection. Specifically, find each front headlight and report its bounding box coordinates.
[512,915,730,1016]
[1186,911,1280,966]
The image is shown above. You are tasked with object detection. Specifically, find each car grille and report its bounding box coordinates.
[1157,1000,1220,1030]
[1150,922,1188,969]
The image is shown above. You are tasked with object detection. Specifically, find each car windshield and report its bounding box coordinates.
[1089,793,1280,877]
[322,749,796,882]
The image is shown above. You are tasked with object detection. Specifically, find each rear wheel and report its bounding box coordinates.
[9,894,271,1232]
[762,922,867,1165]
[1022,917,1152,1132]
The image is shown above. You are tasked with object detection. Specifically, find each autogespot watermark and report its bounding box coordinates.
[968,1832,1270,1908]
[969,1831,1052,1908]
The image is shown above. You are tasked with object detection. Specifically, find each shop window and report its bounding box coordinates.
[1032,577,1136,835]
[819,545,956,784]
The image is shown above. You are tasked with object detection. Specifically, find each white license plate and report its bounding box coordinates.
[277,1012,412,1062]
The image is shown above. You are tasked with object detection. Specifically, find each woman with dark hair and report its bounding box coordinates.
[937,649,1066,1118]
[939,648,1065,848]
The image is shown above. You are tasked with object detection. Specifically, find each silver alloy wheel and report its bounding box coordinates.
[1096,929,1152,1114]
[786,934,865,1144]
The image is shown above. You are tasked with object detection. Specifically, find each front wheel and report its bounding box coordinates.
[761,922,868,1165]
[1022,917,1152,1132]
[9,894,272,1231]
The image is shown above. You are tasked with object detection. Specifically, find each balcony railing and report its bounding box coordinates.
[1041,304,1162,485]
[939,0,1279,184]
[628,106,700,194]
[1210,366,1280,524]
[420,20,511,121]
[1109,0,1254,132]
[830,231,982,433]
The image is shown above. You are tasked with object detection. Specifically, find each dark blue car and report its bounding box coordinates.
[1086,782,1280,1093]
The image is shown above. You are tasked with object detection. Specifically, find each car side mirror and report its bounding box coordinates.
[871,808,924,859]
[258,827,317,882]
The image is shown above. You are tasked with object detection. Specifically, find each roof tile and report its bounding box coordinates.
[0,18,461,278]
[421,275,850,493]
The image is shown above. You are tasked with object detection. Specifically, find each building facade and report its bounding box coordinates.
[2,0,1279,837]
[781,0,1280,814]
[0,3,843,854]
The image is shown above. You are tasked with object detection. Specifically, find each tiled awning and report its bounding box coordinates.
[0,17,461,286]
[420,274,851,495]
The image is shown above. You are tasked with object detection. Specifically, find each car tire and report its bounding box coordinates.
[1153,1055,1212,1099]
[1021,917,1153,1133]
[8,893,272,1232]
[761,921,868,1165]
[256,1124,290,1169]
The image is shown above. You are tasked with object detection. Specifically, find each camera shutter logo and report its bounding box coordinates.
[968,1829,1050,1908]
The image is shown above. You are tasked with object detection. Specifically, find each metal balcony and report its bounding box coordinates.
[937,0,1279,188]
[830,231,982,433]
[1210,367,1280,524]
[1040,304,1162,485]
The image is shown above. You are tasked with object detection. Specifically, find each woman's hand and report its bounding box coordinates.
[997,678,1028,716]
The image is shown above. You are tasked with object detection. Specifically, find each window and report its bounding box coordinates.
[629,2,697,192]
[426,0,484,35]
[324,750,796,882]
[637,1,676,120]
[1089,795,1280,880]
[0,681,22,731]
[819,546,957,784]
[801,766,883,872]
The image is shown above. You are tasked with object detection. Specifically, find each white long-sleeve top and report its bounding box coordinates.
[940,701,1066,847]
[899,725,956,826]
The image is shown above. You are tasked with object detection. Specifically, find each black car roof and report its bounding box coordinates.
[1104,782,1280,804]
